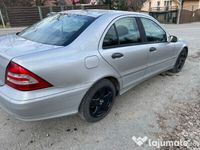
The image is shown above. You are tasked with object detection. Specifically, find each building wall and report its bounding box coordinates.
[141,0,179,11]
[183,0,200,10]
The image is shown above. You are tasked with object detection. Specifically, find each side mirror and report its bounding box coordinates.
[168,35,178,43]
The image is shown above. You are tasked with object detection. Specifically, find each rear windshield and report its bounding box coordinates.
[18,14,95,46]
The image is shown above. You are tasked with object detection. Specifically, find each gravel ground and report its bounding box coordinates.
[157,102,200,150]
[0,22,199,150]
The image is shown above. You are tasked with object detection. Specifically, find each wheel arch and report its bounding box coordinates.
[78,76,120,114]
[79,76,120,105]
[104,76,120,96]
[183,46,188,56]
[90,76,120,96]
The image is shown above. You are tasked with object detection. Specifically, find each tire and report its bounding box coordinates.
[79,79,116,123]
[169,48,188,73]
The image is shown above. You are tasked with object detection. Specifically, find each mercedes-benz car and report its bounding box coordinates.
[0,10,188,122]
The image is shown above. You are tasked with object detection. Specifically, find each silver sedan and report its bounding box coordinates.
[0,9,188,122]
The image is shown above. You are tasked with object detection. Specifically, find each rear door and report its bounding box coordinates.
[99,16,149,89]
[139,17,175,75]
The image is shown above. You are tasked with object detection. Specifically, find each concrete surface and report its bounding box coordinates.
[0,27,25,35]
[0,23,199,150]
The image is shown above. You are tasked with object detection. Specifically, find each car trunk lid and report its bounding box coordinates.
[0,33,61,86]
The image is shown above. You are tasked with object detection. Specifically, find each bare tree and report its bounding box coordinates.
[126,0,147,11]
[34,0,53,6]
[58,0,66,5]
[102,0,147,11]
[27,0,62,6]
[0,0,6,8]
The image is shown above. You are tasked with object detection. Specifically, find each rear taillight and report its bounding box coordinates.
[5,61,53,91]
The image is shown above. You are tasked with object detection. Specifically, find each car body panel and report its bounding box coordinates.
[145,42,176,76]
[99,45,149,89]
[0,34,61,58]
[0,55,9,86]
[0,34,61,86]
[0,9,188,121]
[0,84,89,121]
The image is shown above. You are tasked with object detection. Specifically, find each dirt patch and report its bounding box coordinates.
[155,102,200,150]
[189,51,200,62]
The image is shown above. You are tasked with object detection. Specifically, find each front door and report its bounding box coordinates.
[139,17,175,76]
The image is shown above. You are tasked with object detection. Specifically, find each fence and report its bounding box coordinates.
[179,9,200,23]
[0,5,200,27]
[183,5,200,11]
[150,6,178,12]
[1,5,109,27]
[149,7,200,24]
[0,9,5,28]
[149,10,178,24]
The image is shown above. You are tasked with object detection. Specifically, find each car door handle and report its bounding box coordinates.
[112,53,124,59]
[149,47,157,52]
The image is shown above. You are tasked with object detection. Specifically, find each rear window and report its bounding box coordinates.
[18,14,95,46]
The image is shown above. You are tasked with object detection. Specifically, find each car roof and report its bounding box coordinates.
[61,9,150,18]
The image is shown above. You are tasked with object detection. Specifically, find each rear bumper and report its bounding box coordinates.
[0,85,90,121]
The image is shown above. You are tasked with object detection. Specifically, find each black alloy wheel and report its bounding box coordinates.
[79,79,116,122]
[170,48,188,73]
[176,49,187,72]
[89,87,114,118]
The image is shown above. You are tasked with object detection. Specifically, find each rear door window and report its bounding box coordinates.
[115,17,141,45]
[103,17,141,49]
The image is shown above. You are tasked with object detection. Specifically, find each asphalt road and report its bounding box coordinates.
[0,23,199,150]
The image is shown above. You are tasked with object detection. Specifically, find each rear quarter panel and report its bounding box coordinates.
[12,46,122,93]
